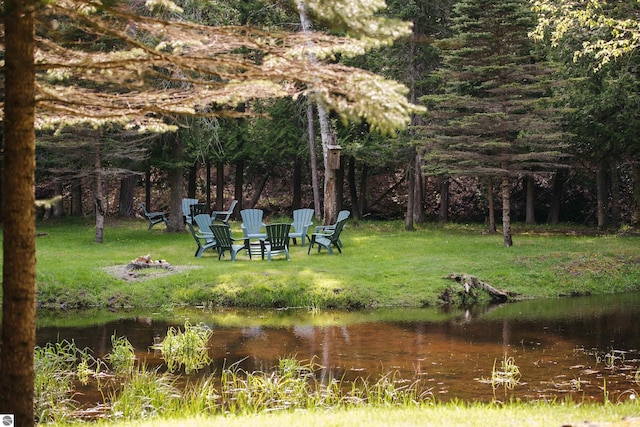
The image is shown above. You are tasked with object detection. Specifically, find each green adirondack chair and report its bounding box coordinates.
[308,217,347,255]
[187,219,216,258]
[210,224,250,261]
[314,210,350,248]
[262,223,291,261]
[138,203,168,231]
[210,199,238,225]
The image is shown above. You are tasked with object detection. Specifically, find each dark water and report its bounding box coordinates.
[37,293,640,404]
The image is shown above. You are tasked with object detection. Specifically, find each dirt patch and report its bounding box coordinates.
[103,264,199,282]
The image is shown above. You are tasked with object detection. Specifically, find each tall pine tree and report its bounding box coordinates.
[421,0,567,246]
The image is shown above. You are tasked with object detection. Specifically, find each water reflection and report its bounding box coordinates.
[37,293,640,403]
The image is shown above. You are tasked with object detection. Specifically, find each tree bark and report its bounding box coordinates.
[216,161,225,211]
[307,103,321,221]
[205,159,212,208]
[405,148,416,231]
[145,169,151,210]
[118,174,135,217]
[502,175,513,247]
[53,181,64,218]
[525,175,536,225]
[347,156,361,219]
[438,176,449,222]
[94,132,105,243]
[487,176,496,233]
[632,161,640,227]
[414,153,426,224]
[358,161,369,216]
[292,154,302,210]
[1,2,37,424]
[596,162,608,229]
[71,178,83,216]
[167,133,185,232]
[234,159,244,212]
[610,162,620,228]
[187,163,197,199]
[546,170,564,224]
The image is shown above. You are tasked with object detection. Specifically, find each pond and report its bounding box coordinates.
[37,293,640,405]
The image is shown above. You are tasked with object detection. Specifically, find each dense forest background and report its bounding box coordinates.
[25,0,640,230]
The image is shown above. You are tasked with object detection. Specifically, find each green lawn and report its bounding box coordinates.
[22,217,640,310]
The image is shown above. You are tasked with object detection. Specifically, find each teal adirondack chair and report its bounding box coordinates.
[210,199,238,225]
[289,208,314,246]
[138,203,168,231]
[210,224,250,261]
[240,209,266,239]
[182,198,199,224]
[308,217,347,255]
[262,223,291,261]
[187,217,216,258]
[314,210,350,248]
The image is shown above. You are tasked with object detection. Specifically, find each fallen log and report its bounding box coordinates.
[445,273,511,303]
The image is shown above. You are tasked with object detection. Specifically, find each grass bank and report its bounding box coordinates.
[51,402,640,427]
[25,217,640,309]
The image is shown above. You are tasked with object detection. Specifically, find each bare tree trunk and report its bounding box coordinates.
[502,175,513,247]
[596,162,608,229]
[292,154,302,210]
[405,148,416,231]
[216,161,225,211]
[167,133,185,232]
[348,156,361,219]
[234,159,244,212]
[336,159,344,213]
[358,161,369,215]
[547,170,564,224]
[71,178,83,216]
[94,132,105,243]
[249,174,268,208]
[414,153,426,224]
[187,163,197,200]
[206,159,212,208]
[1,2,37,423]
[610,162,620,228]
[118,174,135,217]
[525,175,536,225]
[308,103,321,220]
[53,181,64,217]
[487,176,496,233]
[632,161,640,227]
[145,169,151,210]
[438,176,449,222]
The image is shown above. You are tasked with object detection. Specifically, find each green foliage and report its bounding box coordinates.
[153,322,213,374]
[107,333,137,375]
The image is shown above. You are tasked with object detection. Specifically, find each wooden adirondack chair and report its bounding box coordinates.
[181,198,199,224]
[210,224,250,261]
[138,203,168,231]
[187,219,216,257]
[289,208,314,246]
[262,223,291,261]
[308,217,347,255]
[210,199,238,225]
[314,210,350,248]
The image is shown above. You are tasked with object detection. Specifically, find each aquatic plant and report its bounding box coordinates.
[490,355,522,396]
[106,333,136,375]
[153,321,213,374]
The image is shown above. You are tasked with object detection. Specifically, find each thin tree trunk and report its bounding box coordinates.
[308,103,321,220]
[0,2,37,423]
[206,159,212,208]
[502,175,513,247]
[631,161,640,227]
[234,159,244,212]
[610,163,620,228]
[525,175,536,225]
[487,176,496,233]
[414,153,426,224]
[358,161,369,215]
[71,178,83,216]
[167,133,185,232]
[53,181,64,217]
[335,159,344,213]
[438,176,449,222]
[547,170,564,224]
[292,154,302,210]
[216,161,225,211]
[405,148,416,231]
[187,163,197,199]
[94,132,105,243]
[348,156,361,219]
[249,174,268,208]
[596,162,608,229]
[145,169,151,210]
[118,174,135,217]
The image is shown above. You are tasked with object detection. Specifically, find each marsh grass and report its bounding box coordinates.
[27,218,640,310]
[152,321,212,374]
